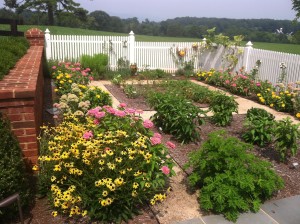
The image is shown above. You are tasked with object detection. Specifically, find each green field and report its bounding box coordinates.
[1,25,299,54]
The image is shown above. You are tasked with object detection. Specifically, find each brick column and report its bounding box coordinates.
[0,28,44,166]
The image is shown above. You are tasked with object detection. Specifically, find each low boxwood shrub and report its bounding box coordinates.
[80,54,109,80]
[0,36,29,80]
[209,93,238,126]
[184,130,284,222]
[0,113,32,222]
[37,105,175,223]
[147,92,206,143]
[242,107,276,146]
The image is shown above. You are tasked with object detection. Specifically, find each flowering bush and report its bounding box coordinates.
[54,83,112,117]
[51,62,93,96]
[37,104,175,222]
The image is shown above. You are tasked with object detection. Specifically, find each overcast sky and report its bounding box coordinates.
[0,0,297,22]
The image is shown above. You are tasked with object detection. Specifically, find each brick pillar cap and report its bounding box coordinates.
[25,28,44,37]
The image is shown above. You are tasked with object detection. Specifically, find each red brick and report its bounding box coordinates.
[23,113,35,121]
[8,114,23,121]
[27,156,39,165]
[12,129,25,136]
[12,120,35,129]
[19,142,27,150]
[0,91,14,99]
[22,149,38,158]
[25,128,36,135]
[14,89,35,98]
[27,142,38,150]
[17,135,37,143]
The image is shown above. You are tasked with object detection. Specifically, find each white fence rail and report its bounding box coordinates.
[44,29,300,84]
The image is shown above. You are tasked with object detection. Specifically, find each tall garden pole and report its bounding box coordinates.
[244,41,253,71]
[44,28,51,60]
[128,31,135,65]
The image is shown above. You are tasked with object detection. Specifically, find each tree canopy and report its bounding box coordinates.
[292,0,300,20]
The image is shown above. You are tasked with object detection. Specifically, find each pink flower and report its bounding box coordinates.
[104,106,116,114]
[93,119,99,125]
[166,141,176,150]
[231,83,237,87]
[119,103,127,108]
[143,120,153,128]
[75,67,81,71]
[83,131,93,140]
[53,115,58,119]
[153,133,162,139]
[125,108,136,114]
[95,111,105,119]
[89,77,94,81]
[85,68,91,72]
[81,71,87,76]
[225,80,230,85]
[161,166,170,175]
[52,66,56,69]
[115,110,126,117]
[256,82,261,87]
[150,137,161,145]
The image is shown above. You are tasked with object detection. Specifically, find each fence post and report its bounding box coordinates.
[44,28,51,60]
[128,31,135,65]
[244,41,253,71]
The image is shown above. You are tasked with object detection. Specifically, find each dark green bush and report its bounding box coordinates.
[242,107,276,146]
[147,92,206,143]
[80,53,109,80]
[184,130,284,222]
[0,36,29,80]
[209,93,238,126]
[0,113,32,222]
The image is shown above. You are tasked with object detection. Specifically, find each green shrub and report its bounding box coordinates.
[242,108,276,146]
[274,117,300,162]
[184,130,284,222]
[0,36,29,80]
[0,113,32,222]
[38,107,175,222]
[147,92,206,143]
[80,54,109,80]
[209,93,238,126]
[124,84,139,99]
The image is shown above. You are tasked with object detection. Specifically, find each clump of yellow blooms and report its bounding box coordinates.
[37,108,175,222]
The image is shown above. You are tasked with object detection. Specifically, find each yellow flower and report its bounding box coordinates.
[102,191,108,197]
[296,113,300,118]
[53,165,61,171]
[145,182,151,188]
[51,176,56,182]
[270,104,274,107]
[281,103,285,108]
[32,165,39,171]
[51,211,58,217]
[82,210,88,217]
[115,157,122,163]
[133,182,139,189]
[257,93,261,97]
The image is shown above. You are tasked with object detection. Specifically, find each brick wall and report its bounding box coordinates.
[0,28,44,166]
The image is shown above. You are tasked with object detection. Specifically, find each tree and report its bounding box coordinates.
[4,0,83,25]
[292,0,300,20]
[89,10,111,31]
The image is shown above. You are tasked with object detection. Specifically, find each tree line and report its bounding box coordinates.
[1,0,300,44]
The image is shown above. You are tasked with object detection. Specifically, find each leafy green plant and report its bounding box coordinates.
[38,106,175,223]
[111,74,124,86]
[184,130,284,222]
[0,113,32,222]
[124,84,139,99]
[274,117,300,162]
[242,108,276,146]
[147,92,206,143]
[209,93,238,126]
[80,53,109,80]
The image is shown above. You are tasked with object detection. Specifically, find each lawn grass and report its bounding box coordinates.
[1,25,299,54]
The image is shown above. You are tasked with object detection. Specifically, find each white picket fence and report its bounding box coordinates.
[44,29,300,84]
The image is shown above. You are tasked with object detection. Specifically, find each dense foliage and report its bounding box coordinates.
[0,113,32,222]
[80,54,109,80]
[0,36,29,80]
[147,92,206,143]
[184,130,284,222]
